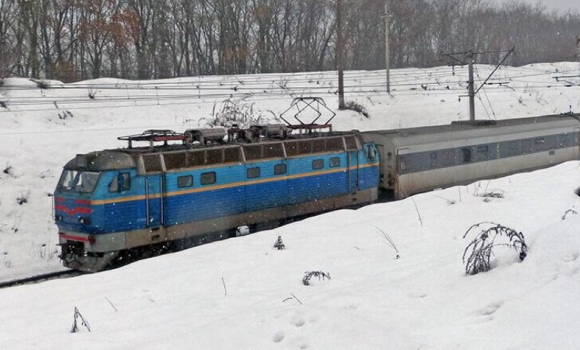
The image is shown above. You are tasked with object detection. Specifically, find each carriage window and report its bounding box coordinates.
[200,172,216,185]
[507,141,521,157]
[274,164,287,175]
[312,159,324,170]
[109,173,130,193]
[177,175,193,188]
[477,145,489,161]
[556,134,568,148]
[330,157,341,168]
[461,148,471,163]
[522,140,533,154]
[247,167,261,179]
[442,150,456,166]
[430,152,438,168]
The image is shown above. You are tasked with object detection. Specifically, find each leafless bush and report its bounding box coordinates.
[88,86,97,99]
[463,222,527,275]
[342,101,370,118]
[71,307,91,333]
[3,163,14,177]
[58,110,73,120]
[201,98,279,129]
[273,236,285,250]
[561,209,578,220]
[303,271,331,286]
[16,189,31,205]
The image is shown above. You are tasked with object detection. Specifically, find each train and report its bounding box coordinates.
[54,113,580,272]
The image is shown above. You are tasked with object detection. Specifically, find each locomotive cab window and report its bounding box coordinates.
[200,172,216,185]
[247,167,261,179]
[312,159,324,170]
[177,175,193,188]
[109,173,130,193]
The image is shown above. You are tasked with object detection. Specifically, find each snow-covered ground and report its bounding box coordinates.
[0,63,579,348]
[1,161,580,350]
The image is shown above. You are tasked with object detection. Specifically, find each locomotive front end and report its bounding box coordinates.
[54,151,137,272]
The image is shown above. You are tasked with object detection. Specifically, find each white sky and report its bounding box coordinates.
[494,0,580,12]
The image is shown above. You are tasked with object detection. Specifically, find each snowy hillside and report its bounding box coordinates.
[0,63,579,280]
[1,161,579,350]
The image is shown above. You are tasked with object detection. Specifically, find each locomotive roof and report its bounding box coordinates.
[64,130,363,171]
[362,114,580,147]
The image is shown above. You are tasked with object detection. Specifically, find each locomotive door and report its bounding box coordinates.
[145,175,164,227]
[347,150,359,193]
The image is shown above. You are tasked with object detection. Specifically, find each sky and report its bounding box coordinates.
[495,0,580,12]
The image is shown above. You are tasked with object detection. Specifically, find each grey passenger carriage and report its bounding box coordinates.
[362,115,580,199]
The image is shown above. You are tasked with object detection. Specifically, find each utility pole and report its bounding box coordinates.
[467,51,476,122]
[337,0,345,109]
[385,2,390,94]
[577,35,580,80]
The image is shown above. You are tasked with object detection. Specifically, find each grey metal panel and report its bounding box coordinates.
[362,115,580,150]
[64,151,137,171]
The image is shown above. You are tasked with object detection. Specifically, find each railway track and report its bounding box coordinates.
[0,270,81,289]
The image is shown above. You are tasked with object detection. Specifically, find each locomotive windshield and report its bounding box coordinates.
[58,170,100,193]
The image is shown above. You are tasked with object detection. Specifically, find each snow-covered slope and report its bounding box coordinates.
[0,63,579,280]
[0,162,579,350]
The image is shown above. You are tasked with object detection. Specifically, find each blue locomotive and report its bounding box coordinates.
[54,125,380,271]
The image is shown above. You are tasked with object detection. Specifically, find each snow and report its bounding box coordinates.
[0,162,580,349]
[1,63,580,349]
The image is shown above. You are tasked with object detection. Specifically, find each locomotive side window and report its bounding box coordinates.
[247,167,261,179]
[312,159,324,170]
[461,148,471,163]
[477,146,489,161]
[330,157,341,168]
[274,164,287,175]
[109,173,130,193]
[177,175,193,188]
[200,172,216,185]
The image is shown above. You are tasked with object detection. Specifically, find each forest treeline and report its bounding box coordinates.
[0,0,579,82]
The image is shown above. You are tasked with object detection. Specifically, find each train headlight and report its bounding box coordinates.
[79,217,91,225]
[55,215,63,222]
